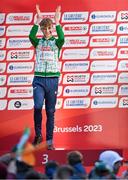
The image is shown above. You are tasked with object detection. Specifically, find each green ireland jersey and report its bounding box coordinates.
[29,24,65,77]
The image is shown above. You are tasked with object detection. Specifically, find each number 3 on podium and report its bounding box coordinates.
[42,154,49,164]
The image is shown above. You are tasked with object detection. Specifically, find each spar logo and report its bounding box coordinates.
[118,48,128,58]
[34,13,55,23]
[63,73,90,84]
[0,13,5,24]
[62,12,88,23]
[91,85,118,96]
[63,24,88,35]
[89,11,116,22]
[6,25,32,36]
[118,73,128,83]
[118,60,128,71]
[90,23,116,34]
[119,85,128,96]
[64,36,89,47]
[117,23,128,34]
[91,97,118,108]
[62,48,89,60]
[8,99,33,110]
[7,38,32,48]
[6,13,33,24]
[0,50,6,61]
[117,11,128,22]
[119,97,128,108]
[64,98,90,109]
[63,61,89,72]
[118,36,128,46]
[8,87,33,98]
[63,85,90,96]
[7,50,34,61]
[91,73,117,84]
[90,48,117,59]
[90,60,117,71]
[90,36,117,47]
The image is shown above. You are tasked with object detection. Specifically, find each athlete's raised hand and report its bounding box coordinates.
[55,5,61,25]
[35,4,42,24]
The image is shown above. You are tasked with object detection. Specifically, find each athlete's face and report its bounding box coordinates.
[41,25,53,39]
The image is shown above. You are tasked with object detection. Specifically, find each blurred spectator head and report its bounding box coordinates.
[25,169,48,179]
[54,164,74,179]
[88,161,116,179]
[67,150,83,165]
[99,150,123,174]
[67,150,86,179]
[95,161,111,174]
[45,160,59,179]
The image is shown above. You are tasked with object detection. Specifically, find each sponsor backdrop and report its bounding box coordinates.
[0,0,128,168]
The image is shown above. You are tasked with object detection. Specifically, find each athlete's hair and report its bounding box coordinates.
[39,18,53,28]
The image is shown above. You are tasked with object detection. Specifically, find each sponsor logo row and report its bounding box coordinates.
[1,73,128,86]
[1,23,128,38]
[1,97,128,110]
[1,11,128,24]
[0,62,34,73]
[57,60,127,72]
[62,48,128,59]
[2,24,128,36]
[0,85,128,98]
[1,60,128,73]
[1,36,128,50]
[1,48,128,62]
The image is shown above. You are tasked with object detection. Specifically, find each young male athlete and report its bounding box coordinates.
[29,4,64,150]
